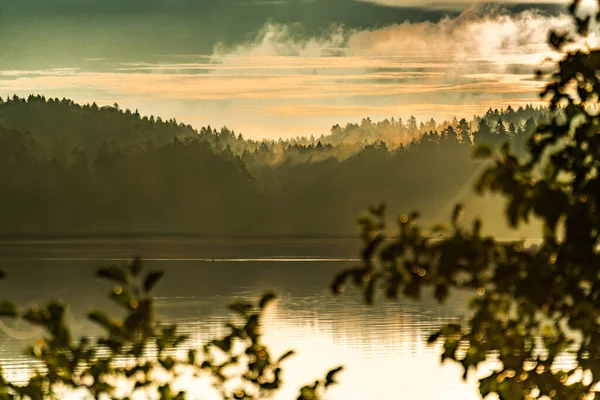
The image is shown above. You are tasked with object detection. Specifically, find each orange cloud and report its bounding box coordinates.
[0,9,562,138]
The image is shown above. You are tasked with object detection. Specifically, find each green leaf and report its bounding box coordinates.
[88,311,114,330]
[434,284,449,303]
[129,258,144,277]
[472,218,482,237]
[22,309,45,325]
[298,386,315,400]
[229,301,253,316]
[369,203,386,217]
[479,374,498,398]
[364,276,376,305]
[97,266,128,284]
[324,366,343,387]
[427,330,442,344]
[259,292,277,309]
[159,357,175,371]
[277,350,295,363]
[188,349,196,365]
[143,271,164,293]
[244,314,259,339]
[213,337,232,352]
[451,204,464,226]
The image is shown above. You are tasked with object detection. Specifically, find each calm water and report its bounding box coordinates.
[0,237,484,399]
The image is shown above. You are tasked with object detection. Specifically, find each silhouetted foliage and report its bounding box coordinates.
[0,98,545,236]
[333,1,600,399]
[0,95,197,153]
[0,260,342,399]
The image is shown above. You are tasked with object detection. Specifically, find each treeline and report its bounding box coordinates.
[0,95,545,236]
[0,95,197,154]
[203,105,542,174]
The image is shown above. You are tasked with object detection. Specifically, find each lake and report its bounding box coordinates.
[0,237,484,399]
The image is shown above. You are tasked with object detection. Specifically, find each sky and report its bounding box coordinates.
[0,0,574,139]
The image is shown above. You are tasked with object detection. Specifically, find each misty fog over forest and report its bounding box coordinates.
[5,0,600,398]
[0,95,544,237]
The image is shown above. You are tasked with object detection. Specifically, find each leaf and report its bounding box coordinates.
[364,276,376,305]
[427,330,442,345]
[188,349,196,365]
[434,284,449,303]
[159,357,175,371]
[368,203,386,217]
[22,308,45,325]
[88,311,114,330]
[244,314,259,340]
[277,350,295,363]
[129,258,143,277]
[229,301,253,316]
[212,338,232,353]
[549,30,568,50]
[451,204,465,226]
[575,15,591,35]
[259,292,277,309]
[479,374,498,398]
[143,271,164,293]
[298,386,316,400]
[324,366,343,387]
[403,280,420,300]
[173,334,189,348]
[97,266,128,284]
[472,218,482,237]
[130,342,144,357]
[134,381,150,390]
[99,338,123,353]
[362,233,383,261]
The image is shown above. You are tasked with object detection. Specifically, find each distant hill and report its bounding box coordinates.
[0,95,547,237]
[0,95,197,154]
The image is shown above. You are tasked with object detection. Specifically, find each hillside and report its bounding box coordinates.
[0,95,198,154]
[0,95,546,237]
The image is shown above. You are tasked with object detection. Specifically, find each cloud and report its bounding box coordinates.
[207,7,570,84]
[0,69,543,101]
[346,9,567,62]
[0,68,80,77]
[0,8,568,139]
[212,7,567,64]
[211,23,348,60]
[354,0,568,9]
[257,98,546,118]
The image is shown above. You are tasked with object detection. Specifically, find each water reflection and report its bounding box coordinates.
[0,238,486,399]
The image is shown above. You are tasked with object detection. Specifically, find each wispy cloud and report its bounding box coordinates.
[0,68,79,77]
[206,6,569,82]
[354,0,567,9]
[0,8,566,138]
[0,69,544,100]
[257,98,546,118]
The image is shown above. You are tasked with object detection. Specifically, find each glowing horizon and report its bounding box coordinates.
[0,1,568,139]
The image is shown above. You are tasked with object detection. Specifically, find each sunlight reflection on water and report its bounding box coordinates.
[0,237,549,399]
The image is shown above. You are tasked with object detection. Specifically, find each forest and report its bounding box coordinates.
[0,95,545,236]
[4,0,600,398]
